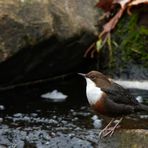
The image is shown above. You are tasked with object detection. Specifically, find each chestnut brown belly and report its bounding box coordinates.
[92,97,134,117]
[92,97,108,116]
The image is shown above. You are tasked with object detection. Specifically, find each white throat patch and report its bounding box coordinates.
[85,78,103,105]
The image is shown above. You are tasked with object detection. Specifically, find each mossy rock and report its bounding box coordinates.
[112,12,148,66]
[99,8,148,79]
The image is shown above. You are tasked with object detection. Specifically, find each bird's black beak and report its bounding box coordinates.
[78,73,86,77]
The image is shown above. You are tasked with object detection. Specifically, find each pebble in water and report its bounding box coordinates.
[91,115,102,129]
[91,115,98,121]
[92,119,102,129]
[136,96,143,103]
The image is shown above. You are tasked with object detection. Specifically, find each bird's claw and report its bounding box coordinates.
[99,117,123,139]
[99,126,117,139]
[99,126,120,138]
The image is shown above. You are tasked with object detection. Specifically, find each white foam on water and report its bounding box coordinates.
[140,115,148,119]
[114,80,148,90]
[41,89,68,101]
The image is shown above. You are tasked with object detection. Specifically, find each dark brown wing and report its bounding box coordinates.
[101,82,139,106]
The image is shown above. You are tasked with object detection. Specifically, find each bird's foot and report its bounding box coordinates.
[99,118,114,139]
[99,117,123,139]
[99,125,120,138]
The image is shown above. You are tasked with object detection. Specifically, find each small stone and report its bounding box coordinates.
[45,141,50,145]
[61,120,68,125]
[30,113,38,117]
[136,96,143,103]
[70,109,74,112]
[53,115,57,119]
[93,119,102,129]
[51,132,56,137]
[72,117,78,121]
[13,113,23,118]
[91,115,98,121]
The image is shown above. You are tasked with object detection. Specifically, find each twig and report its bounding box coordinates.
[0,72,74,92]
[83,42,96,58]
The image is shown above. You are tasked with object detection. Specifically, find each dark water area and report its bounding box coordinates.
[0,75,148,147]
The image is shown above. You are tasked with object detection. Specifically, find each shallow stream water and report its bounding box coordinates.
[0,76,148,148]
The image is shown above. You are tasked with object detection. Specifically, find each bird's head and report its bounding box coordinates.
[78,71,111,88]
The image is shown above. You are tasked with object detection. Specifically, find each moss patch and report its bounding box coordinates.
[111,12,148,69]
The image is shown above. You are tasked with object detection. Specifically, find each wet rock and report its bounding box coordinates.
[47,134,93,148]
[13,113,23,118]
[0,0,99,86]
[101,12,148,80]
[92,119,102,129]
[102,129,148,148]
[30,113,38,117]
[91,115,102,129]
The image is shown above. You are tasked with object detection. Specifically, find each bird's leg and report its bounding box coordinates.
[103,117,123,137]
[99,118,115,138]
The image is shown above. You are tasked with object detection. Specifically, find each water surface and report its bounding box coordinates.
[0,77,148,147]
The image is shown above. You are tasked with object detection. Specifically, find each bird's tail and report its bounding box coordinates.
[135,104,148,112]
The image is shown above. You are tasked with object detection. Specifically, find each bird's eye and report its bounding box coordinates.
[91,76,96,80]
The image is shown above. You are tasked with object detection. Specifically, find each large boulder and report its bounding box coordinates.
[0,0,99,86]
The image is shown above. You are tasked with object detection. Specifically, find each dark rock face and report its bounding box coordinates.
[0,33,96,86]
[0,0,99,86]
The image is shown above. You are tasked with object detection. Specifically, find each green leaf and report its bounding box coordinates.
[96,39,103,52]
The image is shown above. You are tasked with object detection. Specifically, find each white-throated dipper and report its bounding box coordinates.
[79,71,148,138]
